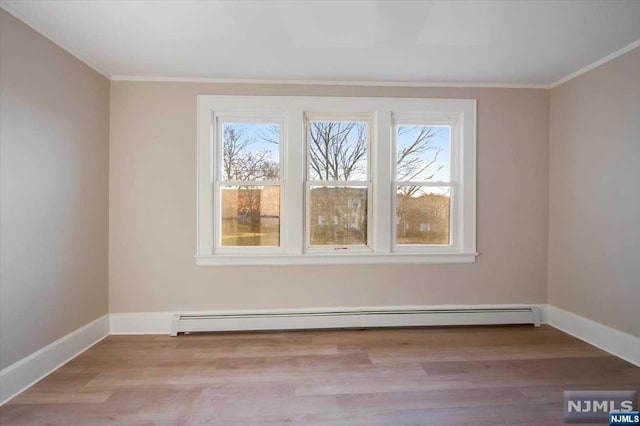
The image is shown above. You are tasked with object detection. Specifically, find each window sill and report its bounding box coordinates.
[195,252,478,266]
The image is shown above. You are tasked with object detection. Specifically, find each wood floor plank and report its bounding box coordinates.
[1,325,638,425]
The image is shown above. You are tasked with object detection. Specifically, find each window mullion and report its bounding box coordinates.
[285,108,304,254]
[375,110,392,254]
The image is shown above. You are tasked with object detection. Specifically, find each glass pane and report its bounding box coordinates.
[221,186,280,247]
[222,123,280,181]
[396,186,450,245]
[396,125,450,182]
[309,186,368,246]
[308,121,368,181]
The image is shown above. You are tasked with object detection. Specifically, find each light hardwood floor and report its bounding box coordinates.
[1,325,638,425]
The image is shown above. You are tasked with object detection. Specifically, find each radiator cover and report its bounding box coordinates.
[170,306,541,336]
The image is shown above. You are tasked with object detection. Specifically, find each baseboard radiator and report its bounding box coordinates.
[170,307,541,336]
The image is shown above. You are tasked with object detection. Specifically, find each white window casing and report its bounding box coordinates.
[196,95,477,265]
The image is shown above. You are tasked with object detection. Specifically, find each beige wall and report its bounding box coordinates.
[109,82,549,313]
[0,9,110,369]
[549,47,640,337]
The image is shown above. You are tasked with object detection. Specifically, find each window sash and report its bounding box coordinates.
[215,115,285,182]
[304,181,373,252]
[392,117,458,184]
[305,113,373,182]
[392,183,456,252]
[213,181,284,254]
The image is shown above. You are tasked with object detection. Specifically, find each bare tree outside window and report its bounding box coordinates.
[308,121,368,181]
[396,125,449,197]
[223,125,279,181]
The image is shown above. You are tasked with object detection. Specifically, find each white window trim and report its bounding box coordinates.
[196,95,477,266]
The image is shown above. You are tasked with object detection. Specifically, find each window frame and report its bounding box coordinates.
[196,95,477,265]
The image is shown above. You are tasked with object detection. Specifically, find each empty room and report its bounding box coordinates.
[1,0,639,425]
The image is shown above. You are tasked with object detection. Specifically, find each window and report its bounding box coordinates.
[213,117,284,253]
[197,96,476,265]
[305,114,372,250]
[393,117,457,251]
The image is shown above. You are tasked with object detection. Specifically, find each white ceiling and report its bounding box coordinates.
[2,0,640,87]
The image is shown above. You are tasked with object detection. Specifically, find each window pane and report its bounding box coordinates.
[222,123,280,181]
[396,186,450,245]
[309,186,368,246]
[308,121,368,181]
[221,186,280,246]
[396,125,450,182]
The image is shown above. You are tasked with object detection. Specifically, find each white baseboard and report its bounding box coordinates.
[547,305,640,367]
[109,304,547,336]
[0,314,109,406]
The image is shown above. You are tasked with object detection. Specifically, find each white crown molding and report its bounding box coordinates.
[110,75,550,89]
[0,2,112,79]
[550,38,640,89]
[0,314,109,406]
